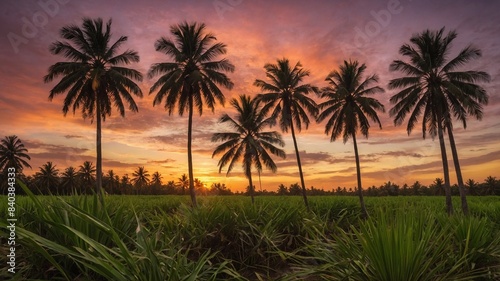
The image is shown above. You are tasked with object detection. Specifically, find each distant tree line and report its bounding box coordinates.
[1,157,498,197]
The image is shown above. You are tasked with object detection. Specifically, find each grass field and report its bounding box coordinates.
[1,186,499,280]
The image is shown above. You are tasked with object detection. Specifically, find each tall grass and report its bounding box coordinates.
[1,188,499,280]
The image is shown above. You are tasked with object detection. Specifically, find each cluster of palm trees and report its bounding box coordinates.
[34,17,490,216]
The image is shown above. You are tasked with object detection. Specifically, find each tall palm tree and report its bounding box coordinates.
[148,22,234,207]
[254,58,318,209]
[78,161,96,194]
[212,94,286,204]
[388,28,490,215]
[0,135,32,174]
[177,173,189,195]
[61,166,78,195]
[35,162,60,194]
[132,166,150,194]
[317,60,385,219]
[44,18,144,201]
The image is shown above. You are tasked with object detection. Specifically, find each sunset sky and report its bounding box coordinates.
[1,0,499,192]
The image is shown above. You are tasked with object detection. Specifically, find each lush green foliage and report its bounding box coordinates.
[1,185,499,280]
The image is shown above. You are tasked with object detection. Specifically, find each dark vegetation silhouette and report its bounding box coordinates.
[44,18,144,203]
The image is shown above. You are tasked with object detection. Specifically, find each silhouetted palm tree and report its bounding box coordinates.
[317,60,385,219]
[104,170,120,194]
[0,135,32,174]
[177,173,189,195]
[388,28,490,215]
[254,58,318,209]
[44,18,143,201]
[35,162,60,194]
[132,166,150,194]
[484,176,497,196]
[78,161,96,194]
[61,166,78,194]
[151,171,162,186]
[212,95,286,204]
[148,22,234,207]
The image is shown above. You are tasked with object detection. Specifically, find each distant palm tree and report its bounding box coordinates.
[212,95,286,204]
[484,176,497,196]
[61,166,78,194]
[388,28,490,215]
[0,135,32,174]
[78,161,96,194]
[44,18,144,201]
[132,166,150,194]
[254,58,318,209]
[151,171,162,186]
[465,179,478,196]
[317,60,385,219]
[177,174,189,195]
[194,178,205,195]
[104,170,120,194]
[120,174,131,194]
[35,162,60,194]
[148,22,235,207]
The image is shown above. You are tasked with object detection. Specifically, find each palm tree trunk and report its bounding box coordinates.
[447,123,469,215]
[352,133,368,219]
[248,168,255,204]
[290,121,309,211]
[437,121,453,215]
[187,94,197,208]
[96,98,103,204]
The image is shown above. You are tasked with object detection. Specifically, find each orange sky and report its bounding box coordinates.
[1,0,499,192]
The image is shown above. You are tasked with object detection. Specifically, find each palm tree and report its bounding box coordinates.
[484,176,497,196]
[120,174,131,194]
[148,22,234,207]
[177,173,189,195]
[132,166,150,194]
[44,18,144,201]
[0,135,32,174]
[388,28,490,215]
[78,161,96,194]
[151,171,162,186]
[317,60,385,219]
[61,166,78,194]
[465,178,478,196]
[151,171,163,194]
[104,170,120,194]
[254,58,318,209]
[212,94,286,204]
[35,162,60,194]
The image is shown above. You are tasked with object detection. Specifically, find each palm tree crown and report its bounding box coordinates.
[212,94,286,203]
[254,58,318,132]
[148,22,234,207]
[132,166,150,188]
[317,60,385,142]
[0,135,32,173]
[389,28,489,138]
